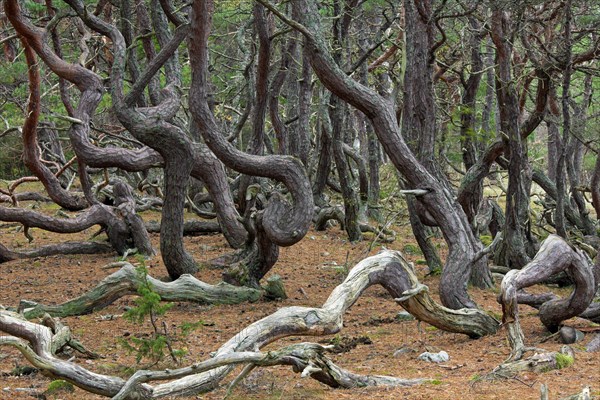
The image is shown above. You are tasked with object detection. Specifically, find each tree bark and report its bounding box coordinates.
[458,17,485,225]
[490,8,536,269]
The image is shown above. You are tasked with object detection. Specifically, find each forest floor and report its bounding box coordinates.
[0,208,599,400]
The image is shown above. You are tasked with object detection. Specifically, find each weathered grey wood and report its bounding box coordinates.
[393,258,499,339]
[150,250,498,397]
[499,235,595,349]
[494,235,595,380]
[0,310,144,398]
[2,251,496,398]
[489,345,575,380]
[112,342,426,400]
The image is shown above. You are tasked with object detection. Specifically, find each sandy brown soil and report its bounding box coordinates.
[0,212,599,400]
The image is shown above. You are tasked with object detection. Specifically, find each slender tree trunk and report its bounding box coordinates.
[238,4,270,213]
[313,110,333,207]
[459,17,485,226]
[330,95,362,241]
[491,8,535,269]
[294,37,312,166]
[555,1,572,238]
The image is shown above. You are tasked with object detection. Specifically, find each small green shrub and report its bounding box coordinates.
[120,263,195,366]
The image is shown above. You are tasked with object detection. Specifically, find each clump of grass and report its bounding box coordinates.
[554,353,574,369]
[402,243,422,255]
[45,379,74,395]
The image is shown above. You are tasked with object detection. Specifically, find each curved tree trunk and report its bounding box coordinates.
[189,2,314,250]
[237,4,270,214]
[7,0,247,265]
[0,202,138,256]
[499,235,595,362]
[68,0,197,279]
[20,37,87,211]
[188,1,314,285]
[274,0,491,308]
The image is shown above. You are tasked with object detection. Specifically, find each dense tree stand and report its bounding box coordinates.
[0,0,598,397]
[1,250,499,398]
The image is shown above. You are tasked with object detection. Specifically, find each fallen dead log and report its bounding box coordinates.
[18,262,263,319]
[0,241,113,263]
[1,250,497,398]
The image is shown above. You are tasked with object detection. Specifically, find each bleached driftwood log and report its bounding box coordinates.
[1,250,498,398]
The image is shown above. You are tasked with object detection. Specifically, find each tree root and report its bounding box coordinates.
[17,262,263,319]
[1,250,497,398]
